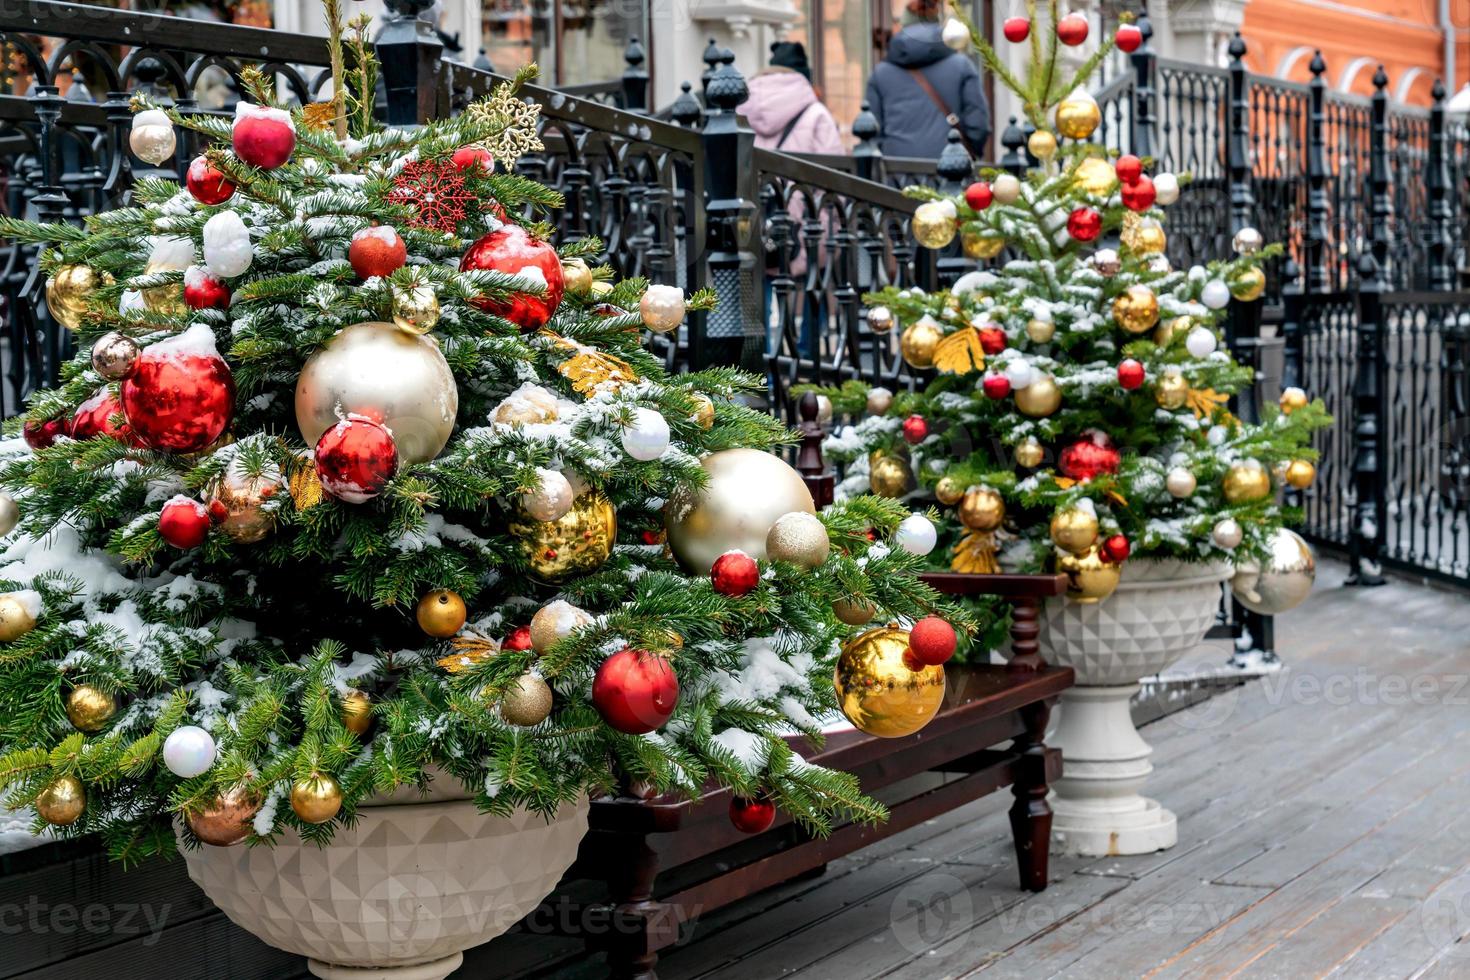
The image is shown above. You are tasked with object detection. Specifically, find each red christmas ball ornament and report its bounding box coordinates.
[1057,430,1121,482]
[908,616,957,667]
[1115,23,1143,53]
[1002,16,1030,42]
[504,626,534,652]
[1067,207,1103,242]
[964,181,993,211]
[69,389,131,442]
[977,325,1007,355]
[23,416,66,450]
[1056,12,1089,46]
[641,529,665,546]
[158,496,211,549]
[592,648,680,735]
[1121,174,1157,212]
[349,226,407,280]
[982,373,1012,399]
[1101,533,1131,563]
[119,326,235,453]
[314,415,399,504]
[1114,154,1143,186]
[184,266,231,311]
[902,414,929,444]
[711,550,760,597]
[729,796,776,834]
[1117,358,1146,390]
[460,225,566,330]
[231,103,295,170]
[186,155,235,205]
[451,146,494,173]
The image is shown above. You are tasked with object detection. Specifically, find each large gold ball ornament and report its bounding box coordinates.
[561,257,594,297]
[290,774,343,825]
[391,282,440,335]
[832,597,877,626]
[962,231,1006,260]
[934,475,966,506]
[530,600,592,655]
[35,774,85,826]
[766,511,831,569]
[869,454,913,498]
[1050,507,1099,556]
[295,321,458,465]
[1015,437,1045,469]
[833,626,945,739]
[1073,156,1117,195]
[1027,129,1058,160]
[66,684,117,733]
[1284,459,1317,489]
[0,593,37,642]
[514,491,617,581]
[416,588,467,638]
[664,449,813,573]
[1155,370,1189,410]
[1230,266,1267,302]
[1230,528,1316,615]
[210,467,281,544]
[46,265,107,331]
[1113,284,1160,334]
[1279,387,1309,414]
[1223,460,1272,504]
[958,487,1005,531]
[1055,92,1101,140]
[912,201,957,249]
[186,786,262,846]
[1025,317,1056,344]
[341,690,373,736]
[1015,375,1062,417]
[499,673,554,726]
[1056,546,1122,603]
[900,317,943,368]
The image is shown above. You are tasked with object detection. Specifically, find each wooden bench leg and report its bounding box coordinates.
[1008,699,1053,892]
[602,828,663,979]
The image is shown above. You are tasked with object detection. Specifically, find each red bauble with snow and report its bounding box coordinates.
[504,626,534,652]
[24,416,66,450]
[1002,16,1030,42]
[1115,24,1143,53]
[69,389,131,442]
[186,155,235,205]
[314,415,399,504]
[1101,533,1131,563]
[231,103,295,170]
[1056,12,1089,46]
[349,226,408,280]
[451,146,494,173]
[592,648,680,734]
[1067,207,1102,242]
[901,414,929,444]
[158,496,211,549]
[711,550,759,597]
[184,266,231,311]
[1057,430,1121,482]
[908,616,957,667]
[460,225,566,330]
[983,373,1012,399]
[729,796,776,834]
[1117,358,1146,390]
[1114,154,1143,186]
[119,326,235,453]
[964,181,993,211]
[1121,175,1157,212]
[977,325,1007,354]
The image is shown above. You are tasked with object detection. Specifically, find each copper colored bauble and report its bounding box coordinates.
[512,490,617,581]
[340,690,373,736]
[1050,507,1100,556]
[0,593,37,642]
[529,599,593,655]
[833,626,944,739]
[209,465,279,544]
[833,596,877,626]
[1027,129,1058,160]
[867,306,895,334]
[1155,370,1189,409]
[1067,207,1102,242]
[69,388,131,443]
[1058,431,1121,482]
[1056,11,1089,45]
[593,648,679,734]
[912,201,957,249]
[1113,284,1160,334]
[711,550,760,597]
[730,796,776,834]
[1056,546,1121,602]
[561,257,594,297]
[186,155,235,205]
[900,317,943,369]
[766,512,830,569]
[665,449,814,573]
[963,231,1006,260]
[1091,248,1122,276]
[1280,387,1309,414]
[1074,157,1117,196]
[295,321,457,465]
[869,455,913,498]
[290,774,342,825]
[640,284,686,334]
[35,775,85,827]
[416,589,467,638]
[1015,375,1061,417]
[935,475,966,506]
[183,266,231,311]
[66,684,116,733]
[90,332,139,381]
[1121,175,1157,212]
[959,487,1004,531]
[1230,528,1315,615]
[866,386,894,415]
[121,327,235,453]
[46,264,106,331]
[315,415,398,505]
[1223,460,1272,503]
[1055,92,1101,140]
[1118,358,1146,390]
[187,786,261,846]
[1284,459,1317,489]
[460,225,566,330]
[500,673,553,727]
[908,616,957,667]
[349,226,407,280]
[233,103,295,169]
[1015,437,1045,469]
[1231,267,1267,302]
[390,281,441,335]
[0,493,17,537]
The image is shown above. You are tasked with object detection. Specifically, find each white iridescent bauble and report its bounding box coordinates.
[129,109,176,165]
[1185,327,1218,358]
[1201,279,1231,310]
[894,513,937,556]
[992,173,1022,205]
[523,467,575,522]
[1153,172,1180,206]
[1212,517,1243,549]
[202,210,253,278]
[1232,226,1264,255]
[621,407,670,461]
[866,386,894,415]
[1166,467,1197,498]
[640,284,686,334]
[162,725,217,778]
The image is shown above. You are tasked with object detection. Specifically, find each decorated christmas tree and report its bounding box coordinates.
[0,22,969,861]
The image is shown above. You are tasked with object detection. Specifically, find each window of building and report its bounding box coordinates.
[480,0,647,89]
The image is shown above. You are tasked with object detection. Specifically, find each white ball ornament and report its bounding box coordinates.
[1212,517,1244,550]
[522,467,575,522]
[622,407,670,461]
[640,284,686,334]
[0,493,18,537]
[202,211,253,278]
[1166,467,1197,498]
[1153,172,1180,206]
[895,513,937,556]
[992,173,1022,205]
[866,386,894,415]
[1201,279,1231,310]
[1207,425,1229,446]
[1232,226,1264,255]
[1187,264,1208,282]
[162,725,217,778]
[1185,326,1218,358]
[129,109,176,165]
[942,16,970,50]
[1005,359,1036,390]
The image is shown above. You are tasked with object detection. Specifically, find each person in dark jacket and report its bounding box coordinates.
[865,9,990,159]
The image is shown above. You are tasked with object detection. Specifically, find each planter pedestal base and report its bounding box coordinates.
[308,953,464,980]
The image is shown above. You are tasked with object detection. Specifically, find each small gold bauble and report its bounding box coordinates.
[46,265,108,331]
[416,588,467,638]
[832,597,877,626]
[1223,461,1272,504]
[900,318,944,369]
[1284,459,1317,489]
[1122,215,1166,255]
[1027,129,1058,160]
[690,392,715,430]
[35,774,85,826]
[1155,315,1191,348]
[664,449,812,572]
[766,511,831,569]
[589,279,614,300]
[290,774,343,825]
[1056,546,1122,603]
[958,487,1005,531]
[1230,266,1266,302]
[1050,507,1099,556]
[0,593,38,642]
[1113,284,1160,334]
[1155,371,1189,410]
[513,490,617,581]
[530,599,592,656]
[833,626,945,739]
[962,231,1006,260]
[869,455,912,498]
[186,786,262,846]
[391,282,440,335]
[1280,387,1309,414]
[912,201,957,250]
[341,690,373,736]
[1015,375,1062,417]
[66,684,117,734]
[1055,94,1101,140]
[494,384,559,426]
[561,257,594,297]
[867,306,895,334]
[1014,437,1045,469]
[499,673,553,726]
[210,468,280,544]
[934,475,966,506]
[140,258,188,315]
[1025,317,1056,344]
[1073,156,1117,195]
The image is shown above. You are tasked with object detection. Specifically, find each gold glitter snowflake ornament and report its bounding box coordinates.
[464,85,544,164]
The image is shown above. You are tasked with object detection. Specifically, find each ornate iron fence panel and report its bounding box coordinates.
[1297,292,1359,548]
[1153,60,1229,272]
[1247,77,1308,307]
[1386,109,1431,290]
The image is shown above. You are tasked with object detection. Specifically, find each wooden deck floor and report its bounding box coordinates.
[613,561,1470,980]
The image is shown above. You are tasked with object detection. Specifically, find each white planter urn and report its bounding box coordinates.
[1038,558,1230,857]
[180,779,588,980]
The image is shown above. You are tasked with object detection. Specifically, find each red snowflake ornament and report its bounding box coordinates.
[390,161,475,234]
